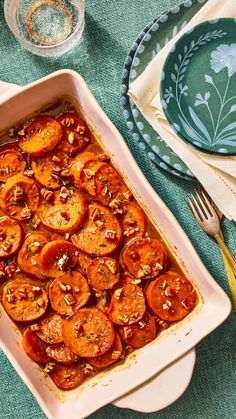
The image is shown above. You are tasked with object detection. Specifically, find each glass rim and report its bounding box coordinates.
[4,0,85,51]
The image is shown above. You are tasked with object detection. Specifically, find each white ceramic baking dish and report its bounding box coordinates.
[0,70,231,419]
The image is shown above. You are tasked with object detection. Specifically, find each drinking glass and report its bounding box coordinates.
[4,0,85,57]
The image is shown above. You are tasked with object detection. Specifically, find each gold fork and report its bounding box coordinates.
[187,189,236,310]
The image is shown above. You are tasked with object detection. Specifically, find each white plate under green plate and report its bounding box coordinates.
[161,18,236,155]
[124,0,211,178]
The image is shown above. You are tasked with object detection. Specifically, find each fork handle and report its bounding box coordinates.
[215,233,236,276]
[220,249,236,311]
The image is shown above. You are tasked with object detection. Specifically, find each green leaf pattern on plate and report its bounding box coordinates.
[161,19,236,154]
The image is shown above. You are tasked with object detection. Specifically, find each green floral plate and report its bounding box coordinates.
[126,0,209,179]
[161,18,236,155]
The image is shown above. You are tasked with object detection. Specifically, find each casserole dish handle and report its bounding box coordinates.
[0,80,21,101]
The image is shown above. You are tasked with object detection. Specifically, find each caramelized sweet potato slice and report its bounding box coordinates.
[87,333,122,368]
[122,238,168,280]
[92,162,129,206]
[0,216,23,259]
[71,203,123,256]
[0,150,26,182]
[41,240,77,278]
[31,151,71,190]
[146,271,197,322]
[109,280,146,325]
[49,362,85,390]
[36,312,63,344]
[38,189,88,234]
[49,271,91,316]
[121,201,146,243]
[2,281,48,322]
[22,327,50,364]
[87,257,120,291]
[71,151,98,188]
[18,116,63,156]
[57,113,90,155]
[118,311,157,348]
[17,232,50,279]
[62,308,115,357]
[46,344,79,365]
[1,174,39,220]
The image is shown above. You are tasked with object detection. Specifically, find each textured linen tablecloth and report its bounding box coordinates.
[0,0,235,418]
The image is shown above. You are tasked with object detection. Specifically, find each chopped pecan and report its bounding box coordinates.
[30,214,41,229]
[64,294,76,306]
[24,169,34,177]
[20,207,32,220]
[76,124,85,134]
[91,207,100,221]
[123,327,132,338]
[105,230,117,240]
[40,188,54,202]
[59,186,70,202]
[61,117,74,127]
[98,153,110,162]
[2,241,12,253]
[52,155,61,163]
[5,263,16,278]
[68,132,75,144]
[13,186,24,202]
[60,169,71,178]
[28,241,41,254]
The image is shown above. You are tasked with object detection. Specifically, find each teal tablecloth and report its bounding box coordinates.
[0,1,236,418]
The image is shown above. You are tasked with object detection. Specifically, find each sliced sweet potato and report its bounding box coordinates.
[18,116,63,156]
[71,203,123,256]
[109,280,146,325]
[41,240,77,278]
[1,174,39,220]
[57,113,90,155]
[36,312,63,344]
[77,251,93,275]
[22,327,50,364]
[0,216,23,259]
[87,257,120,291]
[91,162,129,206]
[70,151,98,188]
[118,311,157,348]
[17,232,50,279]
[46,344,80,365]
[49,362,85,390]
[62,308,115,357]
[2,281,48,322]
[0,150,26,182]
[31,151,71,190]
[122,238,168,280]
[87,333,122,368]
[121,201,146,243]
[37,189,88,234]
[80,161,105,197]
[146,271,197,322]
[49,271,91,316]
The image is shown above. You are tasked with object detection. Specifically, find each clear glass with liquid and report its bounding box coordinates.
[4,0,85,57]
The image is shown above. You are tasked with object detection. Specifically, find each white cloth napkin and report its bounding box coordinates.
[129,0,236,221]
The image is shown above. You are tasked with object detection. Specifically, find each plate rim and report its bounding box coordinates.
[121,1,210,178]
[120,10,195,180]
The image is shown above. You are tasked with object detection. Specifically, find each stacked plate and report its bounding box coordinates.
[121,0,210,181]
